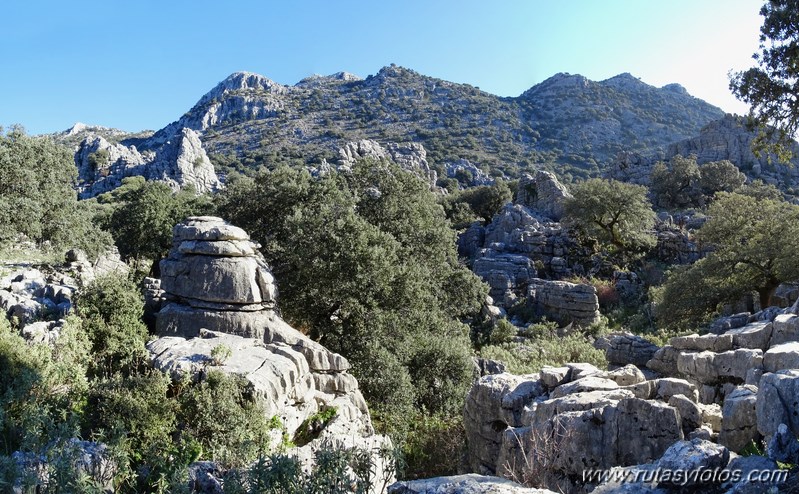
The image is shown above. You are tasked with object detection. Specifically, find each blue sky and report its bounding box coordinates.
[1,0,763,135]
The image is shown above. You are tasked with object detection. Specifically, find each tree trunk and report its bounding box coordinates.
[758,279,780,309]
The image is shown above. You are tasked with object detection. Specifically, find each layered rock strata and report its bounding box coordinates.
[151,216,393,491]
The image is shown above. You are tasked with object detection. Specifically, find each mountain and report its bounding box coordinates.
[59,65,726,196]
[608,114,799,196]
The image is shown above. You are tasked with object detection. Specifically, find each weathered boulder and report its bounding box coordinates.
[527,278,600,327]
[676,349,762,385]
[763,341,799,372]
[597,333,659,367]
[771,313,799,346]
[725,321,772,351]
[516,171,572,221]
[151,217,394,491]
[757,369,799,442]
[670,333,733,353]
[472,254,537,304]
[463,373,545,474]
[719,385,759,453]
[654,439,729,487]
[646,346,680,376]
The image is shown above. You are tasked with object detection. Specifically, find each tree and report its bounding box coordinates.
[698,160,746,200]
[106,180,213,269]
[729,0,799,158]
[0,126,112,257]
[215,161,487,420]
[650,155,701,208]
[562,178,656,263]
[657,192,799,328]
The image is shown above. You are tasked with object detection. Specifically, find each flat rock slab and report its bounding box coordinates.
[763,341,799,372]
[173,216,249,242]
[670,333,733,353]
[725,321,772,351]
[388,474,555,494]
[550,376,619,399]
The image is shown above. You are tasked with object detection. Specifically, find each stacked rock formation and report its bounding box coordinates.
[150,217,393,490]
[464,305,799,493]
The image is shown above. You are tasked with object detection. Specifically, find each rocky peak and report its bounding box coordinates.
[522,72,590,97]
[295,71,363,88]
[200,71,284,102]
[600,72,649,90]
[662,82,689,95]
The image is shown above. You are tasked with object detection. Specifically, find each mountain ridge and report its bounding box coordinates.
[54,65,727,195]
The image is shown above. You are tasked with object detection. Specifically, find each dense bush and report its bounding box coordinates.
[215,161,488,427]
[0,126,113,258]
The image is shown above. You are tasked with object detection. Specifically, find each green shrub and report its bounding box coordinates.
[400,413,465,480]
[489,318,518,345]
[75,274,149,377]
[481,333,607,374]
[177,370,270,468]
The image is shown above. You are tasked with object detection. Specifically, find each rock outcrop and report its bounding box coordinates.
[74,128,221,198]
[150,216,394,490]
[516,171,572,221]
[388,474,556,494]
[335,139,437,189]
[526,279,601,327]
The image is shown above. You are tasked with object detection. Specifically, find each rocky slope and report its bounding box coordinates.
[56,66,725,197]
[464,303,799,493]
[608,114,799,196]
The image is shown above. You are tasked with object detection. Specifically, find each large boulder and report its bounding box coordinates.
[757,369,799,442]
[526,278,600,327]
[719,385,759,453]
[516,171,572,221]
[388,474,556,494]
[152,217,394,491]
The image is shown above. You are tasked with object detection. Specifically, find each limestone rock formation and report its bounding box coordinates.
[74,128,221,198]
[526,278,600,327]
[388,474,556,494]
[336,139,437,189]
[150,216,394,490]
[516,171,572,221]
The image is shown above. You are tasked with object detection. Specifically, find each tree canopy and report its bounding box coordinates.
[0,126,112,257]
[562,178,656,264]
[215,160,487,422]
[650,155,746,209]
[657,192,799,328]
[730,0,799,158]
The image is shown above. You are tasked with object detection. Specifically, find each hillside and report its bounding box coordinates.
[58,65,725,196]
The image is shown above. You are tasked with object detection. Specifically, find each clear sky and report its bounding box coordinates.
[1,0,764,135]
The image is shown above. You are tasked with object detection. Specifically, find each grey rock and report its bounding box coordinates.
[670,333,733,353]
[757,369,799,441]
[655,439,729,486]
[646,345,680,376]
[726,321,773,351]
[770,313,799,347]
[539,366,569,390]
[515,171,572,221]
[766,423,799,464]
[567,362,601,381]
[719,385,759,453]
[668,394,702,434]
[698,403,723,433]
[708,312,751,334]
[527,278,600,327]
[550,376,619,399]
[723,454,784,494]
[655,378,699,403]
[387,474,553,494]
[463,373,544,474]
[160,255,275,306]
[173,216,249,242]
[599,333,659,367]
[763,341,799,372]
[676,349,763,385]
[601,364,646,386]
